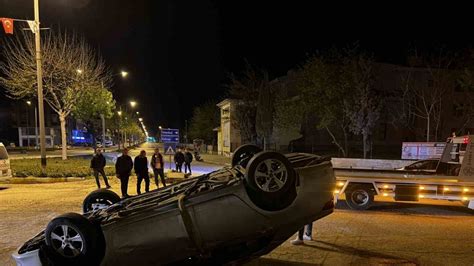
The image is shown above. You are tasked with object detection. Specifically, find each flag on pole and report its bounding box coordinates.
[26,20,36,33]
[0,18,14,34]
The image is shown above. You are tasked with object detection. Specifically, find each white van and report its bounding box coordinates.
[0,143,12,177]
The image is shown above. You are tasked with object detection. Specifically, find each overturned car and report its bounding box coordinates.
[13,145,336,265]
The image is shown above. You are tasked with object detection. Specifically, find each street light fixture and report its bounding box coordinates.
[121,71,129,78]
[117,111,122,116]
[139,118,143,122]
[26,101,31,105]
[76,69,83,74]
[130,101,137,108]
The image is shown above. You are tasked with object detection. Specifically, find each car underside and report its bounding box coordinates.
[14,147,335,266]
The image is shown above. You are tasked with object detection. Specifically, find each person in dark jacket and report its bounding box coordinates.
[134,150,149,195]
[184,148,193,175]
[90,148,110,189]
[151,148,166,187]
[174,148,185,173]
[115,148,133,198]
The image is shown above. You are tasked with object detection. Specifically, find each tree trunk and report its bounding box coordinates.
[59,113,67,160]
[362,133,368,159]
[342,126,349,157]
[325,127,346,157]
[426,116,430,142]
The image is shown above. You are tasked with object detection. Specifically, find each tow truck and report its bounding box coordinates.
[334,135,474,210]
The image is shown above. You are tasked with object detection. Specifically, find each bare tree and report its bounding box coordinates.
[399,55,452,142]
[0,31,110,159]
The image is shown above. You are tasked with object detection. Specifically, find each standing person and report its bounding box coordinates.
[174,148,185,173]
[90,148,111,189]
[134,150,150,195]
[115,148,133,198]
[290,223,313,245]
[151,148,166,188]
[184,148,193,175]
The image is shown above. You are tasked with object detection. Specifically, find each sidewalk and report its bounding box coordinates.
[199,153,231,166]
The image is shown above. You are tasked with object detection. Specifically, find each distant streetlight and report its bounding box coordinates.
[121,71,129,78]
[117,111,122,116]
[136,111,139,115]
[26,101,32,105]
[76,69,83,74]
[159,126,162,130]
[139,118,143,122]
[129,101,137,108]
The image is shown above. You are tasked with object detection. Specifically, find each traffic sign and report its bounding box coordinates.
[164,143,176,155]
[161,128,179,143]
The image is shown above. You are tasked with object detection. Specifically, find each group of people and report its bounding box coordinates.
[173,148,193,174]
[90,147,168,198]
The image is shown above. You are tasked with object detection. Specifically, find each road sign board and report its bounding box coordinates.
[164,143,176,155]
[161,128,179,143]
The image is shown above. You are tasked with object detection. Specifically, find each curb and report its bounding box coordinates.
[0,176,87,184]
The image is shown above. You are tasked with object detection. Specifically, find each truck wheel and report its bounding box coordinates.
[345,185,374,210]
[44,213,105,266]
[232,144,262,168]
[83,189,121,213]
[245,151,295,198]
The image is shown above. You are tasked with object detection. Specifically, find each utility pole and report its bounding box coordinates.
[34,0,47,173]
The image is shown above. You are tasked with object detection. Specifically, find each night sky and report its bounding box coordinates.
[1,1,473,135]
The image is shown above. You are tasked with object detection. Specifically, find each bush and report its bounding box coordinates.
[11,158,116,178]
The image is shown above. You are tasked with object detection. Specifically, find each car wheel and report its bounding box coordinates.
[232,144,262,168]
[83,189,121,213]
[245,181,297,211]
[44,213,105,266]
[345,185,374,210]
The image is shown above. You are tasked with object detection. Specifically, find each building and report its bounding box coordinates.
[216,99,241,156]
[214,62,474,158]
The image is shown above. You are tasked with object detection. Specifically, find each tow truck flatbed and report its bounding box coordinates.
[333,136,474,211]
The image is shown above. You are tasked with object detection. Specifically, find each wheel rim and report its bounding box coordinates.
[351,190,369,206]
[254,159,288,192]
[50,225,84,258]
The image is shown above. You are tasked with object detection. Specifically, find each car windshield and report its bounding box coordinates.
[0,146,8,160]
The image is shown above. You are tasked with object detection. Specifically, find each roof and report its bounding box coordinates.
[216,98,237,108]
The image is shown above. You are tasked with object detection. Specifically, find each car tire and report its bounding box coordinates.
[232,144,262,168]
[245,180,297,211]
[83,189,121,213]
[44,213,105,266]
[245,151,295,198]
[345,185,374,210]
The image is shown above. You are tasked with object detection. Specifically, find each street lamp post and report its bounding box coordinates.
[34,0,47,172]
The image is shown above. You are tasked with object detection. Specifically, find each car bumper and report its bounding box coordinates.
[11,249,41,266]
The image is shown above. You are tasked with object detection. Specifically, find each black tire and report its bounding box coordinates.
[83,189,121,213]
[232,144,262,168]
[245,179,297,211]
[44,213,105,266]
[245,151,295,199]
[345,185,374,210]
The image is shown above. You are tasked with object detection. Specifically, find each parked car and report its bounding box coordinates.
[396,159,439,172]
[0,142,12,177]
[12,145,335,266]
